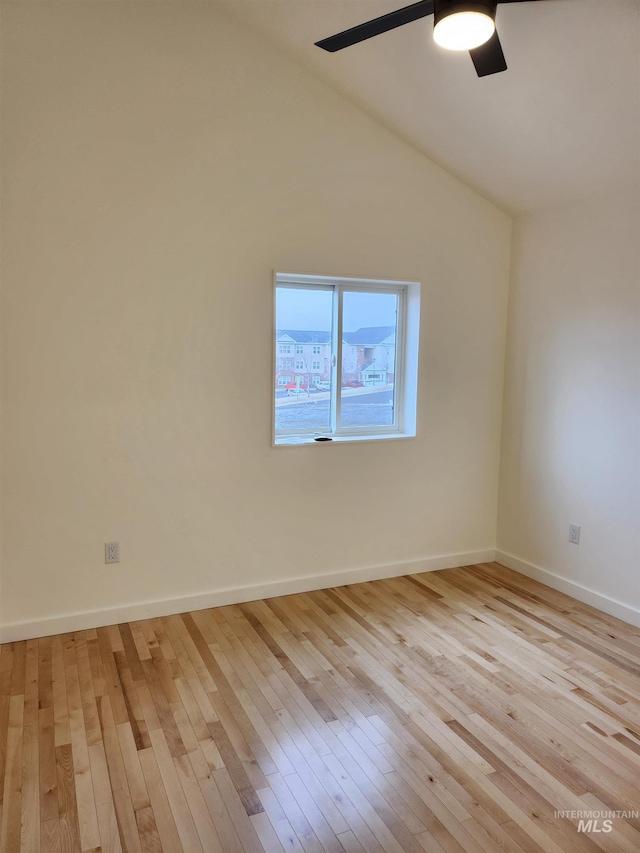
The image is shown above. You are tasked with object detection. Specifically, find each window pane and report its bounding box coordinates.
[340,291,397,428]
[275,287,333,432]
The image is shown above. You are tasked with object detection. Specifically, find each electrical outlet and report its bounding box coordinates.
[105,541,120,563]
[568,524,581,545]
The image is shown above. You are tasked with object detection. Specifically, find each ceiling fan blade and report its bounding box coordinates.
[315,1,434,52]
[469,30,507,76]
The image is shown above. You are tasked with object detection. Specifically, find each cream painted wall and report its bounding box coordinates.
[0,2,511,637]
[497,191,640,622]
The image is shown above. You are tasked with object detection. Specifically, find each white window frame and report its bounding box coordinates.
[274,272,420,446]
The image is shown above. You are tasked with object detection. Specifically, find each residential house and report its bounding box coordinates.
[276,326,396,388]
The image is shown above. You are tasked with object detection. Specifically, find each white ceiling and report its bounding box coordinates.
[222,0,640,214]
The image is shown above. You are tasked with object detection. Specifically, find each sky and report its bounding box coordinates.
[276,288,397,332]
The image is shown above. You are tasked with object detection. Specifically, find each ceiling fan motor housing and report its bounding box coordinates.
[434,0,498,28]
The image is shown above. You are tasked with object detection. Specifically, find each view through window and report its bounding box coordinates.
[275,286,333,434]
[275,277,406,440]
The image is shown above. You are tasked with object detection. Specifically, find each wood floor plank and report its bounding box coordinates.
[40,817,61,853]
[173,752,225,853]
[140,660,185,762]
[39,705,59,825]
[134,805,162,853]
[55,743,82,853]
[52,637,71,748]
[186,749,245,852]
[75,635,102,750]
[256,784,307,852]
[138,746,182,853]
[250,810,286,853]
[146,728,203,853]
[60,636,101,852]
[88,741,123,853]
[212,765,265,853]
[265,771,336,853]
[97,695,142,853]
[1,693,25,853]
[1,562,639,852]
[20,638,41,852]
[278,773,358,851]
[0,652,13,843]
[116,723,150,812]
[20,722,41,853]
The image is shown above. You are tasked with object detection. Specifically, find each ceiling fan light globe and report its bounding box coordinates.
[433,11,495,51]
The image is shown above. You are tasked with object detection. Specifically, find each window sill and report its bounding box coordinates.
[274,432,416,448]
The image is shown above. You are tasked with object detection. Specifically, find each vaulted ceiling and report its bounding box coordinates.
[223,0,640,214]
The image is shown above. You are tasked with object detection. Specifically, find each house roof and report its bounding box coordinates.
[361,360,387,374]
[343,326,395,346]
[277,326,395,346]
[277,330,332,344]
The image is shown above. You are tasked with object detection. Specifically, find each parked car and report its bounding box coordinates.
[287,386,308,396]
[314,381,331,391]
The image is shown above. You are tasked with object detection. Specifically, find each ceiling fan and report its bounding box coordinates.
[315,0,543,77]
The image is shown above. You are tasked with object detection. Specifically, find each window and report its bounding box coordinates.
[279,344,291,354]
[296,345,304,354]
[277,376,289,386]
[274,273,420,444]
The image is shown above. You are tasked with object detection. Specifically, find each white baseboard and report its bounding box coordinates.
[495,550,640,628]
[0,549,496,643]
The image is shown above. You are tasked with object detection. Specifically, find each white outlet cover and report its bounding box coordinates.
[105,541,120,563]
[568,524,581,544]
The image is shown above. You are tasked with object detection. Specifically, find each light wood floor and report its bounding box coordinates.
[1,563,639,853]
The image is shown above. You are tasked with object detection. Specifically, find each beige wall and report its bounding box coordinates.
[497,191,640,623]
[0,2,511,638]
